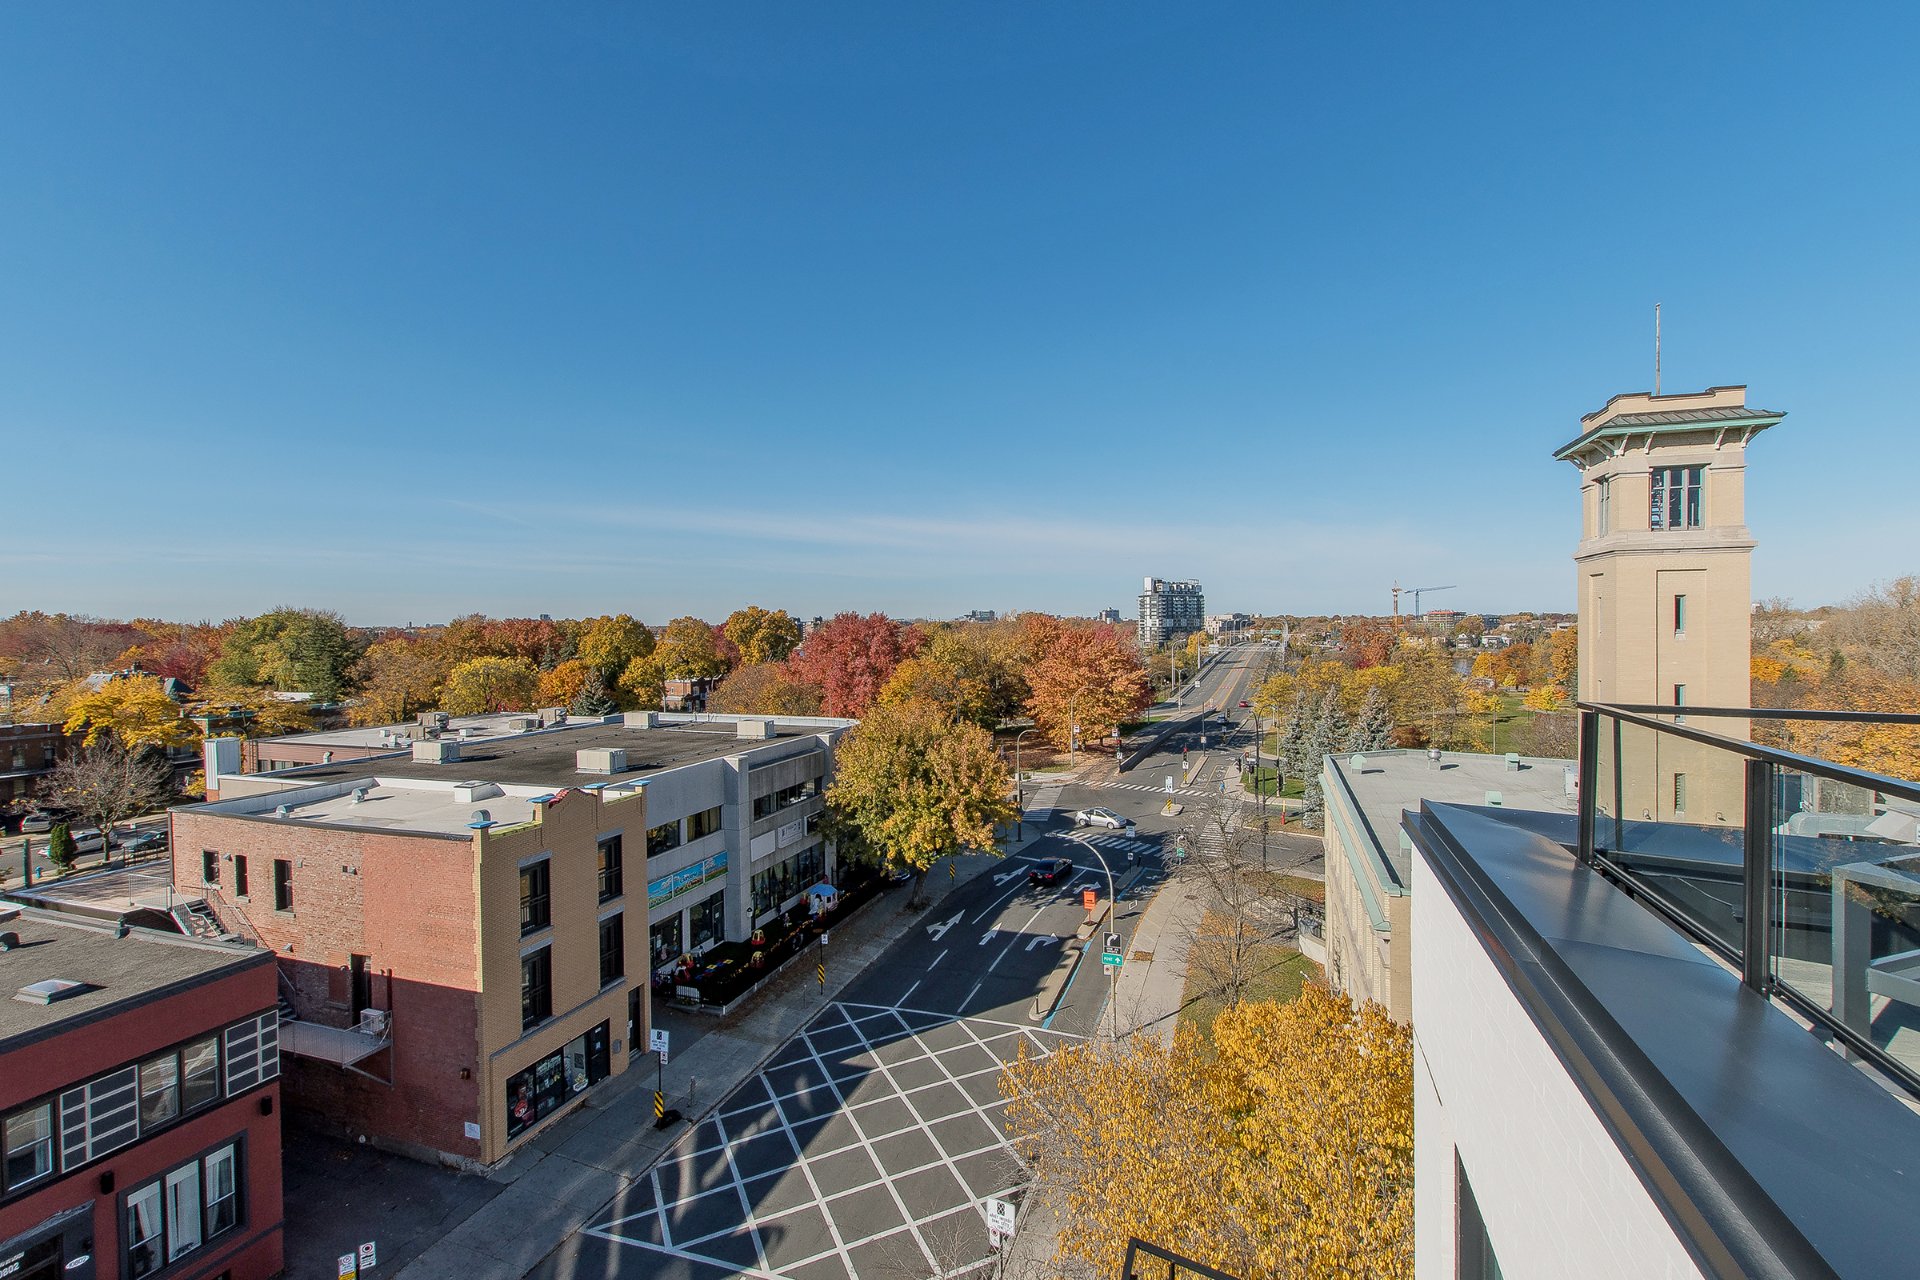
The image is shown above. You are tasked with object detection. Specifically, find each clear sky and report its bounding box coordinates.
[3,4,1916,626]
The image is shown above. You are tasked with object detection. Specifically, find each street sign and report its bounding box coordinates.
[985,1197,1016,1246]
[337,1255,359,1280]
[359,1242,378,1270]
[1081,887,1098,912]
[1164,776,1174,793]
[649,1028,670,1056]
[1101,952,1124,967]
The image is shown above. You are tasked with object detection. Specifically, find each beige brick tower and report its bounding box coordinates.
[1556,385,1785,823]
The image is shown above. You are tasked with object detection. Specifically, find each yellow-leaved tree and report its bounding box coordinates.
[440,656,538,716]
[823,697,1014,907]
[61,675,196,751]
[1002,984,1413,1280]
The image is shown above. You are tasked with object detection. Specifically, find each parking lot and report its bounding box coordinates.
[561,1000,1081,1279]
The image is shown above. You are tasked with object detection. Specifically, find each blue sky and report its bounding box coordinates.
[3,3,1916,625]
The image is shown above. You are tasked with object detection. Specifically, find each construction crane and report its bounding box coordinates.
[1392,582,1457,622]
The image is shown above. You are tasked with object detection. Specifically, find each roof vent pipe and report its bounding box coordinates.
[275,804,293,819]
[0,933,19,951]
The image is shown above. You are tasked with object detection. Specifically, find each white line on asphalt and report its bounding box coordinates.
[928,947,949,971]
[897,979,921,1007]
[978,928,998,947]
[963,979,983,1009]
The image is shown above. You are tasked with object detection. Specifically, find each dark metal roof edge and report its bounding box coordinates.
[1403,801,1839,1280]
[1552,409,1785,461]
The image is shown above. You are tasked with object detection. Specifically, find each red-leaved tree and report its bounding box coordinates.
[787,613,925,718]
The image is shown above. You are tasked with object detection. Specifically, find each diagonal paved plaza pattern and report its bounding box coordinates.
[580,1001,1081,1279]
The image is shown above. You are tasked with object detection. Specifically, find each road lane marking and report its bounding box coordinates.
[963,979,983,1009]
[926,912,963,941]
[897,979,921,1007]
[978,928,999,947]
[1025,935,1053,952]
[928,948,949,971]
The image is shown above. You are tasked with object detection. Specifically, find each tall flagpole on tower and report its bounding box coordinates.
[1654,302,1662,396]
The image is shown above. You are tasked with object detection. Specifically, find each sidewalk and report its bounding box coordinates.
[392,784,1082,1280]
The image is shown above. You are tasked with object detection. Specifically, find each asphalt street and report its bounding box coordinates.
[531,645,1275,1280]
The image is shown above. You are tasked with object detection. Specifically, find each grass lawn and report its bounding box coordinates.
[1251,872,1325,905]
[1178,909,1324,1036]
[1240,767,1305,799]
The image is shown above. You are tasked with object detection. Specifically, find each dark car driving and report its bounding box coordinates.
[1028,856,1074,887]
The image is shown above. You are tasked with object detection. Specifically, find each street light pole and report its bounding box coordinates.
[1012,727,1038,840]
[1079,836,1121,1041]
[1255,712,1268,870]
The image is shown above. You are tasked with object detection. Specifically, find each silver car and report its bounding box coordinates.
[1072,807,1128,830]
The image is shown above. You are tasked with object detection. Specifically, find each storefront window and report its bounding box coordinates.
[690,890,726,950]
[505,1022,610,1141]
[649,914,684,969]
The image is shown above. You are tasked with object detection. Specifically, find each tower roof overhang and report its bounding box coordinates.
[1554,405,1785,465]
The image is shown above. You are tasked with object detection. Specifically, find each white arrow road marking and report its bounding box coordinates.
[978,929,999,947]
[993,868,1024,886]
[926,913,962,942]
[1025,935,1054,952]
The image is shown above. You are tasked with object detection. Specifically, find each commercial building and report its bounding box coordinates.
[1320,748,1574,1022]
[173,711,852,1167]
[0,907,282,1280]
[1136,578,1204,649]
[1203,613,1251,637]
[1556,384,1784,824]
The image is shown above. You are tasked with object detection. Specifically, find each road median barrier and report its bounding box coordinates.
[1161,800,1183,817]
[1033,903,1109,1022]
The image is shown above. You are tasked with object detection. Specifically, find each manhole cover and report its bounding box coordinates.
[1131,951,1154,962]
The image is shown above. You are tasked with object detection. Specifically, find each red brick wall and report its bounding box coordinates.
[0,960,283,1280]
[170,811,484,1160]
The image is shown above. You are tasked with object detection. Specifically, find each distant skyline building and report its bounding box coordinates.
[1094,608,1122,625]
[1136,577,1204,649]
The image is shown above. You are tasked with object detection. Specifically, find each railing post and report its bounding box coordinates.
[1577,709,1598,865]
[1610,715,1625,854]
[1742,757,1775,993]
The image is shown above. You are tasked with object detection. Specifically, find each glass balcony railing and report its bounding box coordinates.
[1580,702,1920,1098]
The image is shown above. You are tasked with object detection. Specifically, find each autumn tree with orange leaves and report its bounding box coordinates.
[1002,985,1413,1280]
[1021,617,1150,751]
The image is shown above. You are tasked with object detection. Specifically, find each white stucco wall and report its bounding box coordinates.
[1411,838,1708,1280]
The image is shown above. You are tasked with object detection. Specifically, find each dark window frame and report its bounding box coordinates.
[596,836,623,903]
[1,1100,55,1195]
[521,946,553,1031]
[520,859,552,937]
[121,1133,247,1279]
[232,855,249,898]
[200,850,218,885]
[271,858,293,912]
[599,913,625,988]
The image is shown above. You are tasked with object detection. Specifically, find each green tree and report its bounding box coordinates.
[207,608,363,701]
[618,654,665,711]
[349,636,452,726]
[824,698,1015,908]
[46,823,77,873]
[61,675,196,751]
[724,607,803,666]
[440,656,539,715]
[878,628,1023,729]
[1344,686,1394,752]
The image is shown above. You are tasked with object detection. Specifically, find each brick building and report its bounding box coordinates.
[0,907,282,1280]
[174,711,852,1167]
[0,724,67,826]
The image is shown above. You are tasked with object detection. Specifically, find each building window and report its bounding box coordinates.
[1650,465,1703,530]
[1456,1155,1503,1280]
[687,806,722,841]
[690,890,726,951]
[506,1022,610,1141]
[201,850,218,884]
[647,821,682,856]
[182,1036,221,1113]
[2,1102,54,1193]
[752,778,819,821]
[520,860,551,936]
[599,914,624,987]
[1673,593,1687,635]
[271,858,293,911]
[1673,683,1687,725]
[233,855,249,898]
[1674,773,1688,816]
[1596,476,1612,534]
[125,1141,242,1278]
[597,836,623,903]
[222,1012,280,1095]
[59,1067,140,1168]
[139,1053,181,1130]
[521,946,552,1030]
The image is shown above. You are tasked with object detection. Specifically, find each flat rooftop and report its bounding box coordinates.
[198,716,849,837]
[1329,748,1577,889]
[258,710,562,751]
[0,907,268,1046]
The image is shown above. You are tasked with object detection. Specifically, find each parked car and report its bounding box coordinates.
[119,830,169,855]
[1072,807,1127,830]
[1027,857,1074,887]
[71,827,107,854]
[20,812,56,834]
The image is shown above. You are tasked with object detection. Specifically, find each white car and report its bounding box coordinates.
[1072,807,1128,830]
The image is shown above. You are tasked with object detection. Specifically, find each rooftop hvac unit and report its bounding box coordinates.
[576,748,627,775]
[414,739,461,765]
